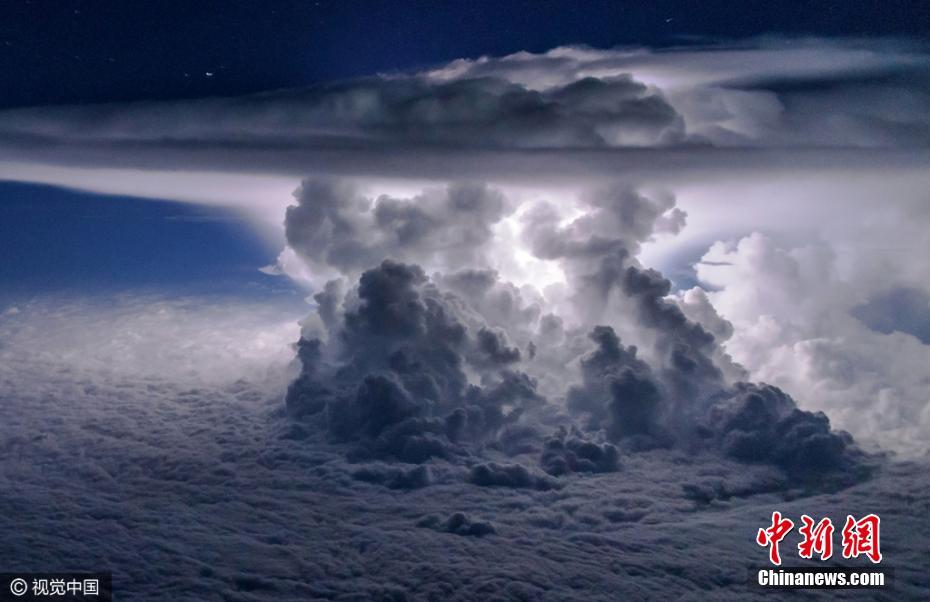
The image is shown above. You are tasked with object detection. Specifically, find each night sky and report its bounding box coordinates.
[2,2,930,600]
[0,181,283,296]
[1,0,927,108]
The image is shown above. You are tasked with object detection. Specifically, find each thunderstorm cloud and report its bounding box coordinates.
[2,35,930,600]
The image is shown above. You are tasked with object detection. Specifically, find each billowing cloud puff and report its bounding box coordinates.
[286,259,546,463]
[430,40,930,149]
[701,383,862,480]
[281,178,866,487]
[565,326,666,446]
[466,462,558,491]
[417,512,497,537]
[694,231,930,456]
[539,427,620,476]
[285,179,511,281]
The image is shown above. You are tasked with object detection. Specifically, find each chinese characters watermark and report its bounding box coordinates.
[756,511,882,565]
[2,572,110,600]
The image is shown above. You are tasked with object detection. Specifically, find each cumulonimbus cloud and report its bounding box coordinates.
[2,37,927,462]
[282,177,865,487]
[2,35,930,602]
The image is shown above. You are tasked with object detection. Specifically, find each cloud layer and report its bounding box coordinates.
[1,298,927,599]
[3,38,930,204]
[2,39,928,156]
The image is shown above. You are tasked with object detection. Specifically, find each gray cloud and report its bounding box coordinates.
[565,325,666,446]
[701,383,864,482]
[539,427,621,476]
[434,40,930,149]
[285,179,511,280]
[352,463,433,490]
[286,259,547,464]
[3,39,930,200]
[279,177,868,495]
[418,512,497,537]
[0,73,685,149]
[1,296,927,600]
[466,462,559,491]
[1,39,926,160]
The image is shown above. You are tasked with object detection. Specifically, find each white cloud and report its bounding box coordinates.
[692,232,930,457]
[0,295,304,387]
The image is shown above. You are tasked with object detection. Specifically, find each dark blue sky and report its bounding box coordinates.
[1,0,928,108]
[0,182,301,300]
[1,0,928,298]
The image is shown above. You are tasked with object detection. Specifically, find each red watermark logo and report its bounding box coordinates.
[756,512,882,565]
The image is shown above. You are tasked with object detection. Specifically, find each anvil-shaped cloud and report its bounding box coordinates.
[2,37,929,457]
[2,37,930,598]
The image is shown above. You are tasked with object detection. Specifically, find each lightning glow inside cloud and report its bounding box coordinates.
[2,39,929,458]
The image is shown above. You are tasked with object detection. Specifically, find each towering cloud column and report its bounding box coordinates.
[282,178,864,486]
